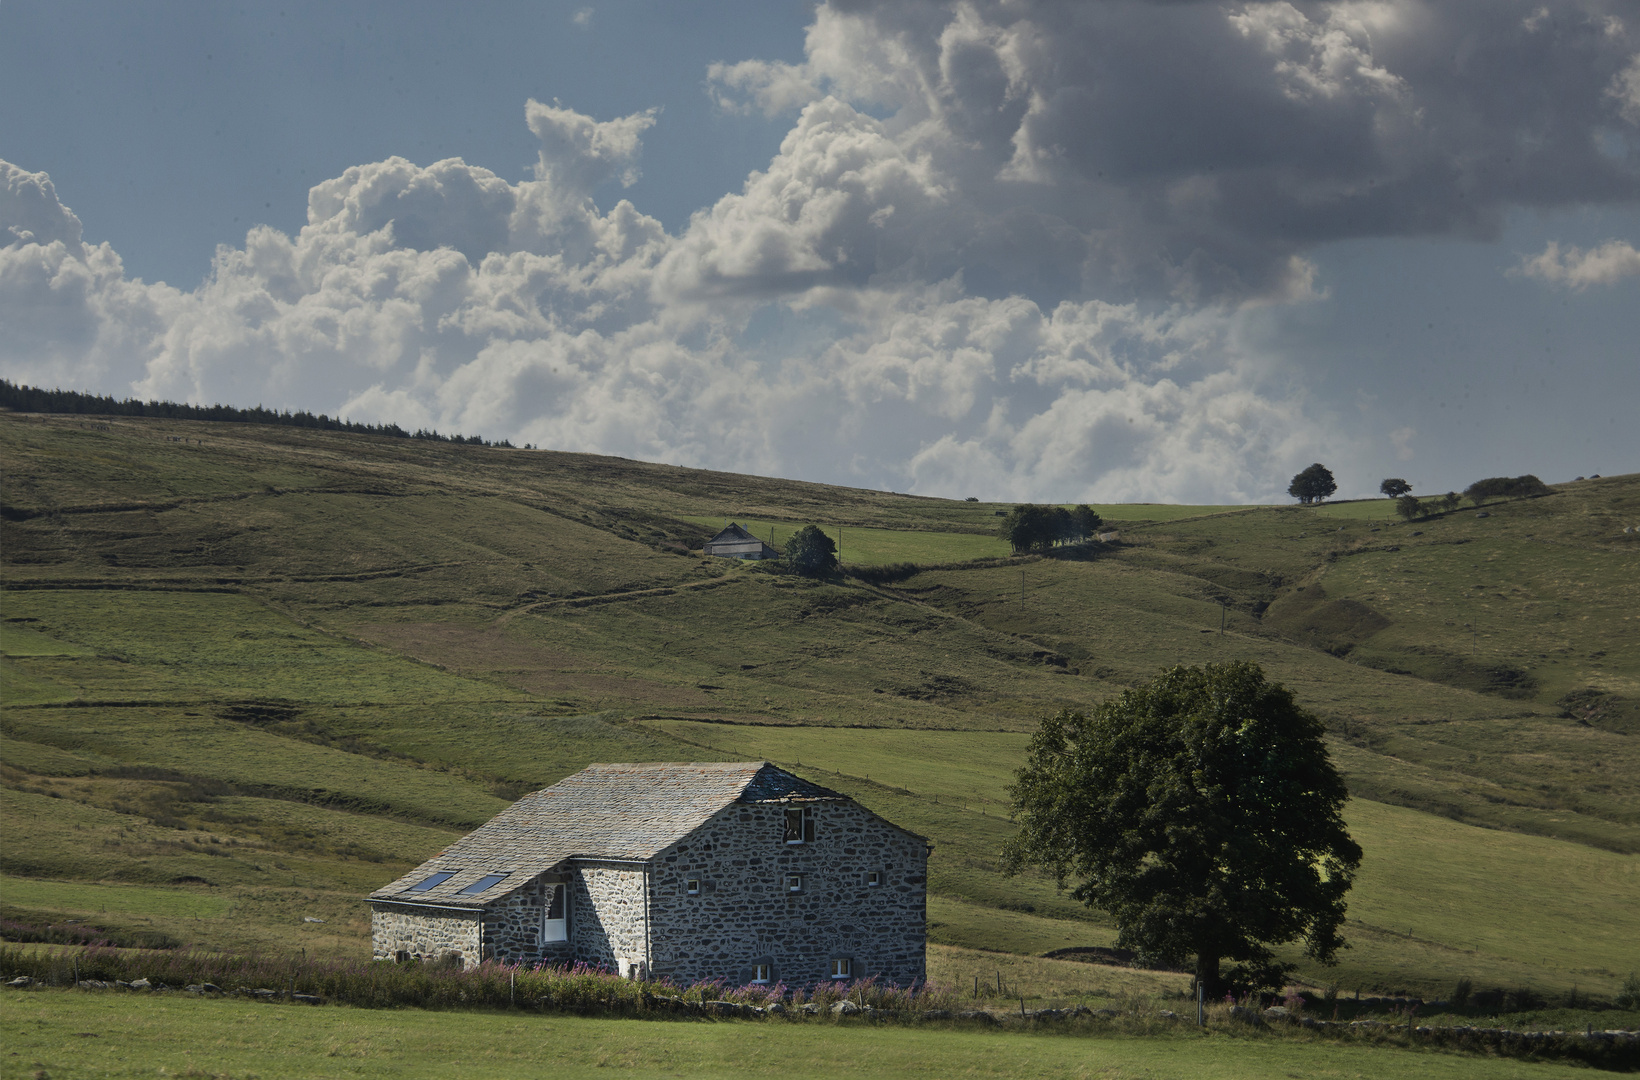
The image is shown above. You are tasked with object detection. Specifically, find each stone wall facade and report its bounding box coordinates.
[369,797,927,985]
[648,798,927,989]
[370,903,481,965]
[569,862,651,977]
[481,875,575,967]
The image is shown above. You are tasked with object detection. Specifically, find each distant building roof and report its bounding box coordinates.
[369,762,847,909]
[704,522,780,559]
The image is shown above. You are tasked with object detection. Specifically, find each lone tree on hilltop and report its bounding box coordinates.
[1379,478,1412,498]
[784,525,838,577]
[1003,662,1361,999]
[1289,463,1338,505]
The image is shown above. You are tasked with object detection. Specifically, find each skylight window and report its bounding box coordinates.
[458,873,508,895]
[407,871,456,893]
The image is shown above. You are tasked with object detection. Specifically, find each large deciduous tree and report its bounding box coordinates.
[1379,478,1412,498]
[1003,662,1361,998]
[1288,463,1338,504]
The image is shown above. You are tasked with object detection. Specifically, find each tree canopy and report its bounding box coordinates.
[1395,494,1422,521]
[1465,474,1550,505]
[999,504,1103,554]
[1288,463,1338,504]
[1003,662,1361,998]
[783,524,838,577]
[1379,478,1412,498]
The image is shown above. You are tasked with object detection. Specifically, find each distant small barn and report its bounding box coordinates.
[704,522,780,560]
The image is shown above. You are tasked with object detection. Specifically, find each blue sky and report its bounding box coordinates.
[3,0,1636,502]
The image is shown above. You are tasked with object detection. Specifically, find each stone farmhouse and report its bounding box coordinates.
[702,522,780,560]
[368,762,929,987]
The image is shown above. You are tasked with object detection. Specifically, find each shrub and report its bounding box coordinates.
[1451,977,1472,1007]
[1617,972,1640,1009]
[0,945,956,1017]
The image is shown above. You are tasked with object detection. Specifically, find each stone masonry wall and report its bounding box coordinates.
[482,875,575,967]
[371,904,481,965]
[647,799,928,989]
[570,863,650,977]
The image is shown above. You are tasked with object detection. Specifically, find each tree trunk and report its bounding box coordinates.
[1196,954,1225,1002]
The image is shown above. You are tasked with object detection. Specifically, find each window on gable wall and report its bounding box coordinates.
[686,878,700,896]
[867,870,882,887]
[752,963,772,984]
[787,874,803,893]
[783,806,815,844]
[830,958,852,980]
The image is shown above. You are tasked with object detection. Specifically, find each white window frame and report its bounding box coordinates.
[787,874,803,893]
[751,963,772,984]
[685,877,700,896]
[830,958,852,980]
[540,881,568,944]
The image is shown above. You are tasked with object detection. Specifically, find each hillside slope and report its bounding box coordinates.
[2,412,1636,995]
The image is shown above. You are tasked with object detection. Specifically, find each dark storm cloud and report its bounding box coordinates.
[714,0,1640,302]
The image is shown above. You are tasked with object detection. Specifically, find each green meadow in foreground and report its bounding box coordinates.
[0,990,1615,1080]
[3,413,1637,1015]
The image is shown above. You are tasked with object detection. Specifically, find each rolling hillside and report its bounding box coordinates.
[2,411,1636,998]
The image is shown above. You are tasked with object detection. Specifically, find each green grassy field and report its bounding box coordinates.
[3,412,1637,1017]
[0,990,1615,1080]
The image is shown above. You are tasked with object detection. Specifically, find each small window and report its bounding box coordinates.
[407,871,456,893]
[458,872,508,895]
[686,878,700,896]
[786,874,803,893]
[867,871,882,887]
[783,808,805,844]
[830,958,852,980]
[752,963,772,984]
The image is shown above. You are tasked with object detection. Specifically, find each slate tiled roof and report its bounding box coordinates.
[703,522,779,559]
[368,762,846,909]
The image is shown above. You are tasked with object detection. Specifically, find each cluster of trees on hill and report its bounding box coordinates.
[0,380,513,448]
[1378,474,1551,521]
[1294,463,1556,516]
[998,504,1104,554]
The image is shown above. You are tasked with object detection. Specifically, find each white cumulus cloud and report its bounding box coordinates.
[1516,239,1640,288]
[8,0,1638,503]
